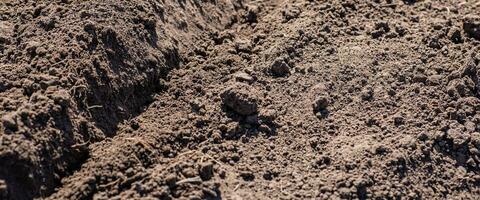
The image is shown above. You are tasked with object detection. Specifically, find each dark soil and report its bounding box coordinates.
[1,0,480,199]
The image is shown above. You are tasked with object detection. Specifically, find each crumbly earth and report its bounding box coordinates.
[1,0,480,199]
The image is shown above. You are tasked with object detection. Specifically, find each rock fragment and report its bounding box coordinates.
[221,83,259,116]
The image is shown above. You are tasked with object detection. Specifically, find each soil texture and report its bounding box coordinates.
[1,0,480,199]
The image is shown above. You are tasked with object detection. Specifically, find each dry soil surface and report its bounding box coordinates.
[1,0,480,199]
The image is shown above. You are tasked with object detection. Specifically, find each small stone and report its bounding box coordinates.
[470,148,480,156]
[374,145,388,155]
[270,58,290,77]
[465,121,476,132]
[471,132,480,146]
[258,124,271,134]
[190,99,205,112]
[312,95,330,112]
[262,170,278,181]
[83,20,97,32]
[234,72,254,83]
[221,83,259,116]
[199,162,214,180]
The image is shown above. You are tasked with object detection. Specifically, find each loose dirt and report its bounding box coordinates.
[1,0,480,199]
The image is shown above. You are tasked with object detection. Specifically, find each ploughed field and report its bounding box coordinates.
[1,0,480,199]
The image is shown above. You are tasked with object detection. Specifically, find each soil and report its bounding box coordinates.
[1,0,480,199]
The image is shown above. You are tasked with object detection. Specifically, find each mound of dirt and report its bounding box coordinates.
[0,0,240,199]
[2,0,480,199]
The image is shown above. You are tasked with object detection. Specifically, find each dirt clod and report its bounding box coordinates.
[312,95,330,112]
[1,113,17,131]
[165,174,178,188]
[393,114,404,126]
[239,171,255,181]
[448,27,464,43]
[221,83,259,116]
[233,72,254,83]
[270,58,290,77]
[463,15,480,40]
[199,162,214,181]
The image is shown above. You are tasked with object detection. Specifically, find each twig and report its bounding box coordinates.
[233,183,241,191]
[98,178,120,189]
[87,105,103,110]
[176,176,202,184]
